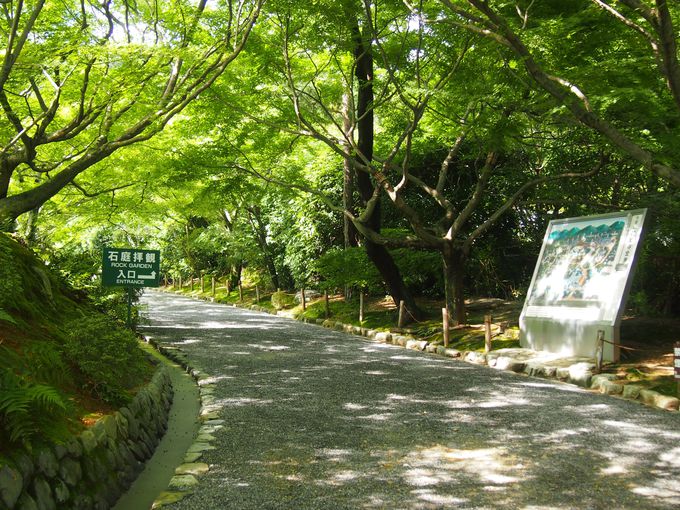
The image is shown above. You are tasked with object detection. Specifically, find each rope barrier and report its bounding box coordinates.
[600,337,653,352]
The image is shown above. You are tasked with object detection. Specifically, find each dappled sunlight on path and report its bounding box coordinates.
[141,291,680,509]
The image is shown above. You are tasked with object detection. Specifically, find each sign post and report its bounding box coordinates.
[102,247,161,328]
[674,342,680,398]
[520,209,647,362]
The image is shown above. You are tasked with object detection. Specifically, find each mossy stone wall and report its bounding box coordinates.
[0,367,173,509]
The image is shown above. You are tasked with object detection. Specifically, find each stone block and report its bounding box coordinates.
[36,449,58,479]
[492,357,526,373]
[79,430,97,454]
[66,438,83,459]
[100,415,118,441]
[567,362,596,388]
[393,335,408,347]
[0,465,24,509]
[639,389,658,406]
[443,348,462,358]
[622,384,642,400]
[12,454,34,482]
[590,373,618,390]
[16,493,38,510]
[52,480,69,505]
[651,393,679,411]
[175,463,210,476]
[374,332,392,343]
[91,421,108,447]
[52,445,68,461]
[168,475,199,491]
[152,491,188,508]
[464,351,487,365]
[31,477,55,510]
[406,340,428,351]
[523,362,543,377]
[599,380,624,395]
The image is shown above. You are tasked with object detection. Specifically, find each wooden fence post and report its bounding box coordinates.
[211,276,216,297]
[484,315,492,354]
[442,307,450,347]
[190,276,194,292]
[256,285,260,303]
[226,279,230,295]
[238,281,243,302]
[359,291,365,323]
[200,273,205,293]
[301,288,306,310]
[325,290,330,318]
[179,275,183,289]
[398,300,406,328]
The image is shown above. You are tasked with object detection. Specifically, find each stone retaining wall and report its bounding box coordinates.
[0,366,173,510]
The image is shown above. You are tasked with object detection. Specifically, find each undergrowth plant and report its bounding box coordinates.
[0,345,69,449]
[63,317,152,406]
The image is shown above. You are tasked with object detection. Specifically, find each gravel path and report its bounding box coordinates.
[141,291,680,509]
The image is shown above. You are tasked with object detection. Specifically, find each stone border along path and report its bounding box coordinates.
[141,290,680,509]
[164,288,680,414]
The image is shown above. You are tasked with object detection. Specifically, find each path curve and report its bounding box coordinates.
[141,291,680,509]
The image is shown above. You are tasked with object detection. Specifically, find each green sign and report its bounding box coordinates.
[102,247,161,287]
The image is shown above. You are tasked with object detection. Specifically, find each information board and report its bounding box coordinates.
[520,209,647,362]
[102,247,161,288]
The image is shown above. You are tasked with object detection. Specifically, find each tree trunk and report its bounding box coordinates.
[351,17,422,321]
[342,92,358,249]
[442,243,467,326]
[23,207,40,243]
[247,206,281,290]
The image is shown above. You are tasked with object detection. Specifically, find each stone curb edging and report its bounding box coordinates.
[165,289,680,415]
[0,365,174,510]
[145,339,220,509]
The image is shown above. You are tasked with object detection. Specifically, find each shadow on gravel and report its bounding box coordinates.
[142,293,680,509]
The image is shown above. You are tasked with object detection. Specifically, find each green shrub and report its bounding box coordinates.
[271,291,296,310]
[63,317,151,406]
[314,247,382,291]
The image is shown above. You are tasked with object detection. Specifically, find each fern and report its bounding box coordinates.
[0,352,68,448]
[0,308,16,325]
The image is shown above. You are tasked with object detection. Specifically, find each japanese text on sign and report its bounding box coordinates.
[102,248,161,287]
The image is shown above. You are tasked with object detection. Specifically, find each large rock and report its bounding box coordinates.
[491,356,526,373]
[100,415,118,441]
[65,438,83,458]
[590,373,618,390]
[30,477,55,510]
[58,458,82,487]
[79,430,97,454]
[0,465,24,509]
[464,351,487,365]
[11,454,34,482]
[36,450,58,479]
[622,384,642,400]
[52,480,69,505]
[567,362,596,388]
[406,339,428,351]
[374,332,392,343]
[599,380,624,395]
[16,493,38,510]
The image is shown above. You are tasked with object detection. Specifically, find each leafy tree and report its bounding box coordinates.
[427,0,680,188]
[0,0,264,230]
